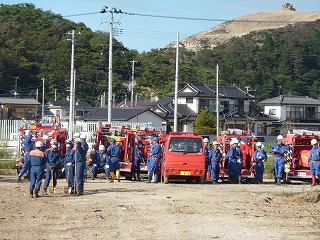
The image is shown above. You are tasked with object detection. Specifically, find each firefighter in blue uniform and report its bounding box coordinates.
[80,134,89,180]
[106,138,121,183]
[269,135,288,185]
[308,139,320,186]
[133,140,143,181]
[146,137,162,183]
[253,142,267,184]
[236,141,243,183]
[91,145,108,180]
[28,141,45,198]
[17,130,35,181]
[225,139,242,183]
[209,141,222,183]
[64,143,75,194]
[203,138,210,181]
[74,138,86,195]
[43,142,62,194]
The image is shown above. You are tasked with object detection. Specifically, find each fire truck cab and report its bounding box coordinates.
[161,132,206,184]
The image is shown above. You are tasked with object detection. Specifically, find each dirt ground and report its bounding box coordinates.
[0,174,320,240]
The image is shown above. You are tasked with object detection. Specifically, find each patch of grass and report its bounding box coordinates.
[0,160,16,169]
[0,141,14,159]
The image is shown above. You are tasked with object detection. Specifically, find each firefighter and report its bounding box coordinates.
[253,142,267,184]
[203,138,210,181]
[106,138,120,183]
[308,139,320,186]
[17,130,35,182]
[209,141,222,183]
[42,134,50,151]
[28,141,45,198]
[133,140,142,181]
[91,145,108,180]
[74,138,86,195]
[146,136,162,183]
[225,139,242,183]
[64,143,75,194]
[80,134,89,180]
[269,135,288,185]
[236,141,243,183]
[43,141,62,194]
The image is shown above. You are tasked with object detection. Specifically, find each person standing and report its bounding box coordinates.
[236,141,243,184]
[269,135,288,185]
[225,139,242,183]
[203,138,210,181]
[17,130,35,181]
[28,141,45,198]
[133,141,142,181]
[308,139,320,186]
[253,142,267,184]
[209,141,222,183]
[106,138,121,183]
[43,142,62,194]
[146,137,162,183]
[64,143,75,194]
[80,134,89,180]
[74,138,86,195]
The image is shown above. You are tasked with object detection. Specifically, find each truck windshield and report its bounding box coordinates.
[169,138,203,153]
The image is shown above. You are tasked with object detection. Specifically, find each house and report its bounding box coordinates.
[47,101,92,121]
[80,107,167,129]
[260,95,320,134]
[0,97,39,120]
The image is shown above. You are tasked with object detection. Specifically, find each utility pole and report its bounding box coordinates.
[54,89,57,101]
[216,64,219,138]
[42,78,45,118]
[130,60,137,107]
[13,76,19,98]
[67,29,80,138]
[245,86,250,94]
[36,89,38,102]
[174,32,179,132]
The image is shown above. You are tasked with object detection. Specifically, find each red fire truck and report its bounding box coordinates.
[216,129,258,182]
[160,132,206,184]
[16,116,68,176]
[282,130,320,181]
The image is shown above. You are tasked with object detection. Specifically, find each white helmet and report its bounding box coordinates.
[277,135,283,140]
[35,141,43,148]
[230,140,234,145]
[66,143,71,148]
[261,144,264,149]
[99,145,105,151]
[51,144,57,149]
[212,141,219,145]
[25,130,30,136]
[311,139,318,145]
[74,132,80,138]
[43,135,49,140]
[233,139,239,144]
[256,142,262,147]
[203,138,209,143]
[50,139,57,145]
[31,135,36,141]
[80,134,86,139]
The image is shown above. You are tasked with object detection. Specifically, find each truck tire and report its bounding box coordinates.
[199,176,205,184]
[163,176,169,184]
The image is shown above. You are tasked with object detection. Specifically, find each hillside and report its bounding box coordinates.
[167,10,320,51]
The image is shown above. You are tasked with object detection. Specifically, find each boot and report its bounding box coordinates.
[116,170,120,182]
[34,190,40,198]
[17,175,22,182]
[277,178,281,185]
[137,174,141,181]
[146,172,152,183]
[43,187,48,195]
[109,172,115,183]
[29,190,33,198]
[311,175,316,186]
[77,186,83,196]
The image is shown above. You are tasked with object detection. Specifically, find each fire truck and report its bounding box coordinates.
[160,132,206,184]
[16,116,68,177]
[216,129,258,182]
[91,122,162,179]
[282,130,320,181]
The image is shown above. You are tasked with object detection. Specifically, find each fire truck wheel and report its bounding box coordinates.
[199,176,205,184]
[163,176,169,184]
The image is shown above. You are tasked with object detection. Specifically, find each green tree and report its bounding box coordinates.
[193,109,216,134]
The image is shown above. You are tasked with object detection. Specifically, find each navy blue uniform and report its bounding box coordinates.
[253,149,267,183]
[64,149,75,188]
[28,148,45,194]
[209,148,222,182]
[19,131,35,177]
[147,143,162,183]
[133,145,143,179]
[75,142,86,191]
[44,148,62,188]
[308,146,320,177]
[269,142,288,179]
[225,146,242,183]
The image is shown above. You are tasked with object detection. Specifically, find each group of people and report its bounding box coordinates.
[204,137,268,184]
[17,130,87,198]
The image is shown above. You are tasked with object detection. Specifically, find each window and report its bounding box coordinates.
[8,107,16,119]
[76,111,84,116]
[169,137,203,153]
[186,98,193,104]
[24,109,33,119]
[269,109,276,115]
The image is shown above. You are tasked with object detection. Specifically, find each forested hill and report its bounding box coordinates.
[1,4,320,106]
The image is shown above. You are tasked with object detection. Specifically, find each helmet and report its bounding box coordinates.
[256,142,262,147]
[35,141,43,148]
[66,143,71,148]
[233,139,239,144]
[31,135,36,141]
[65,139,72,144]
[153,137,159,142]
[99,145,105,151]
[230,140,234,145]
[212,141,219,145]
[110,138,116,143]
[25,130,30,136]
[74,132,80,138]
[50,139,57,145]
[51,144,57,149]
[311,139,318,145]
[261,144,264,149]
[277,135,283,140]
[80,134,86,139]
[43,135,49,140]
[203,138,209,143]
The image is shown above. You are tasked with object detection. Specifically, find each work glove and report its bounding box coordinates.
[105,164,109,169]
[237,160,242,164]
[67,162,72,166]
[258,155,262,159]
[253,162,256,166]
[62,168,65,173]
[93,164,97,167]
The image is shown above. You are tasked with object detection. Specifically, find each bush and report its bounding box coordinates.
[0,142,13,159]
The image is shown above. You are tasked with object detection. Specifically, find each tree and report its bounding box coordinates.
[193,108,216,134]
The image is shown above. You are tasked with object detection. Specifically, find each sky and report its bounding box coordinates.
[1,0,320,52]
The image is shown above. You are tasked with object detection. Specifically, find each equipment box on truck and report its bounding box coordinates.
[161,132,205,184]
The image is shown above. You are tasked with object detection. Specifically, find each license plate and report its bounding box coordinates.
[140,166,148,171]
[180,171,190,176]
[298,172,306,177]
